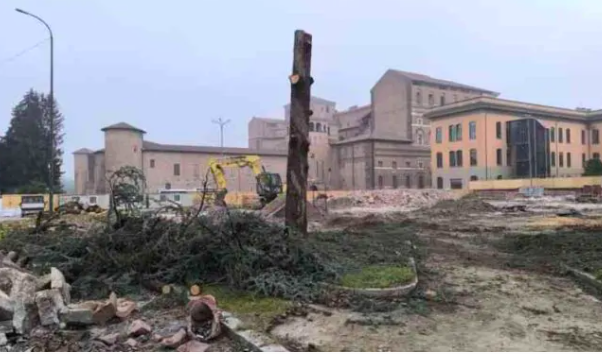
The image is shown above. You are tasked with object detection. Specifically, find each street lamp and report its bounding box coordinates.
[212,117,230,157]
[16,8,56,212]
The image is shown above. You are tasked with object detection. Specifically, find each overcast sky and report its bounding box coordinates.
[2,0,602,177]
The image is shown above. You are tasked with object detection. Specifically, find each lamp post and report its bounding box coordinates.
[16,8,55,212]
[212,117,230,157]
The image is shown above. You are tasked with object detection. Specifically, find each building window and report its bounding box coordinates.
[436,153,443,168]
[496,122,502,139]
[174,163,181,176]
[470,149,477,166]
[440,95,445,106]
[507,149,512,166]
[470,176,478,181]
[328,126,330,135]
[550,127,555,142]
[593,129,600,144]
[436,177,443,189]
[406,175,411,188]
[453,94,458,102]
[559,152,564,167]
[392,161,397,169]
[456,124,462,141]
[378,175,383,189]
[567,152,572,168]
[392,175,398,189]
[559,128,563,143]
[377,160,383,167]
[174,194,181,202]
[418,161,424,169]
[496,149,502,166]
[416,91,421,105]
[469,121,476,140]
[150,159,155,168]
[165,183,171,190]
[89,196,97,204]
[456,150,463,167]
[566,129,571,143]
[417,130,424,145]
[449,151,456,167]
[309,122,314,132]
[583,153,587,167]
[418,175,425,189]
[160,194,167,202]
[449,125,456,142]
[582,130,586,145]
[450,179,463,189]
[551,152,556,167]
[406,161,411,167]
[436,127,442,143]
[428,93,434,106]
[595,153,600,160]
[316,123,322,132]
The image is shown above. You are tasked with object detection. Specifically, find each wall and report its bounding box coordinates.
[371,72,412,140]
[141,151,288,194]
[469,176,602,190]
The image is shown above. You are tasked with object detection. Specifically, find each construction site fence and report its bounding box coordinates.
[0,190,356,214]
[469,176,602,191]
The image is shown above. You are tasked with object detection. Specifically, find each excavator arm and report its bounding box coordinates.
[207,155,282,207]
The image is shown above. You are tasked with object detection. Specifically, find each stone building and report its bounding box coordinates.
[73,123,287,195]
[426,97,602,189]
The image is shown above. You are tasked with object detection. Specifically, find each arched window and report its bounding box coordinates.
[316,122,322,132]
[309,122,315,132]
[416,91,422,105]
[437,177,443,189]
[165,183,171,190]
[405,175,411,188]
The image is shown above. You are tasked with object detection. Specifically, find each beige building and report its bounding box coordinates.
[426,96,602,189]
[74,123,287,195]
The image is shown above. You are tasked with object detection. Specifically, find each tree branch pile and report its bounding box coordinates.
[0,211,336,301]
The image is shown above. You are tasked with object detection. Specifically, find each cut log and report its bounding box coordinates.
[189,285,201,296]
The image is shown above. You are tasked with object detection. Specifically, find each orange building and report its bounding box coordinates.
[425,96,602,189]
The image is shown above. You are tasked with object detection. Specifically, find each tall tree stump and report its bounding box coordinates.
[285,30,313,235]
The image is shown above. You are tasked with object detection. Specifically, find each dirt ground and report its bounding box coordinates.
[270,195,602,351]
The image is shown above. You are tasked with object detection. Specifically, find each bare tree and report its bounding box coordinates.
[285,30,313,234]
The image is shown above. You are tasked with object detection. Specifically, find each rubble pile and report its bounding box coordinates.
[328,189,457,211]
[426,195,499,216]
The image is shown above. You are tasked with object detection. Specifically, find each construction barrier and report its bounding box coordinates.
[469,176,602,191]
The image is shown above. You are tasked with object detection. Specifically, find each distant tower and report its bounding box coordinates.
[101,122,145,181]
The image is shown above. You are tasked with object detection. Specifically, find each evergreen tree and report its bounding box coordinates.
[0,89,64,193]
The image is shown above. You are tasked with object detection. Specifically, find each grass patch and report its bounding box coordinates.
[203,285,291,331]
[340,265,414,288]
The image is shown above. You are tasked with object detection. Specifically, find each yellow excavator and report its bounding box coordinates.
[208,155,284,207]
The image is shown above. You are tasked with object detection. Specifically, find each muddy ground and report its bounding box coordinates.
[270,196,602,351]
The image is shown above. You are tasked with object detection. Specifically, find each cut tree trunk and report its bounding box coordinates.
[285,30,313,235]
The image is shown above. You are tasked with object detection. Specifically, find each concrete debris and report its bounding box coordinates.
[0,320,13,334]
[0,333,6,346]
[124,338,138,348]
[115,299,137,319]
[152,333,163,342]
[327,190,457,211]
[177,340,210,352]
[35,289,65,326]
[0,292,14,321]
[161,328,188,348]
[50,268,70,305]
[92,301,116,325]
[61,307,95,326]
[98,333,120,346]
[35,274,51,291]
[128,319,152,337]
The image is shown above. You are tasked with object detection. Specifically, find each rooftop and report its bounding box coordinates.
[73,148,94,154]
[390,70,499,96]
[101,122,146,134]
[423,96,599,121]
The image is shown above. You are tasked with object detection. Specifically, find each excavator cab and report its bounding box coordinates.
[256,172,283,206]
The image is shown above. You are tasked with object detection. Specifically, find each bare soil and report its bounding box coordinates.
[270,196,602,351]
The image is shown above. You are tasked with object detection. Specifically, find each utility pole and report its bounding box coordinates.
[285,30,313,235]
[212,117,230,157]
[16,8,55,212]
